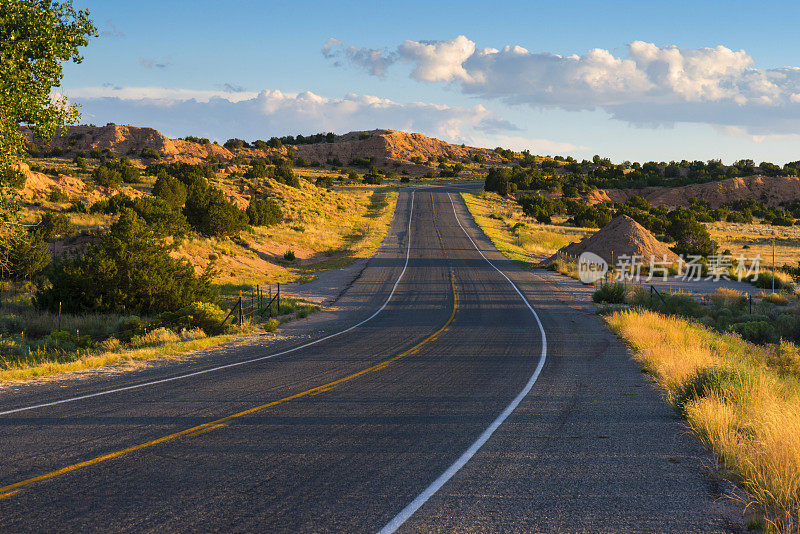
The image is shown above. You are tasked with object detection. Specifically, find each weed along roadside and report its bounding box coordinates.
[464,186,800,531]
[0,168,396,382]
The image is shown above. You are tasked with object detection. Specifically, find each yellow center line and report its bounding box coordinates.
[0,270,459,501]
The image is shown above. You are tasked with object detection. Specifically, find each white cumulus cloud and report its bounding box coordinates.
[61,87,528,146]
[326,36,800,134]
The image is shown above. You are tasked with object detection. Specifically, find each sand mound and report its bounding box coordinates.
[588,175,800,208]
[552,215,680,265]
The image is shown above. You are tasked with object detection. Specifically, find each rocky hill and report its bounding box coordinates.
[22,125,505,169]
[294,129,505,166]
[589,175,800,208]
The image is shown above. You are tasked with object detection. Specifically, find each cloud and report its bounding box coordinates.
[321,38,397,77]
[61,87,525,145]
[139,57,170,69]
[100,19,125,39]
[327,36,800,134]
[222,83,247,93]
[321,37,341,59]
[488,134,586,154]
[398,35,475,82]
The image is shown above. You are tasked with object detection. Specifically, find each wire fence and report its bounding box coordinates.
[220,283,282,328]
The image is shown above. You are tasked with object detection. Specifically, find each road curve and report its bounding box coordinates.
[0,189,737,532]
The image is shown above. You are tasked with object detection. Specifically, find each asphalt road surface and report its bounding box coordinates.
[0,189,739,532]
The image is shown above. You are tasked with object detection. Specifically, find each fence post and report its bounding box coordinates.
[277,283,280,316]
[58,301,62,331]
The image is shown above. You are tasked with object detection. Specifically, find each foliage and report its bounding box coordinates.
[92,158,140,186]
[283,250,295,261]
[31,211,74,240]
[140,147,160,159]
[2,231,50,279]
[592,282,626,303]
[156,301,227,335]
[315,175,333,188]
[35,210,213,314]
[152,172,187,209]
[246,198,283,227]
[363,166,383,185]
[272,160,300,187]
[184,180,248,237]
[0,0,95,186]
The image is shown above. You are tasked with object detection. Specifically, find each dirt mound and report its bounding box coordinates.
[552,215,680,265]
[294,129,505,167]
[589,175,800,208]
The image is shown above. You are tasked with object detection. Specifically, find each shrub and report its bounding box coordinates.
[67,200,87,213]
[92,159,141,186]
[36,211,214,314]
[48,189,69,203]
[157,301,227,335]
[129,197,189,237]
[315,175,333,188]
[184,182,248,237]
[592,282,627,303]
[762,292,789,306]
[247,198,283,227]
[273,161,300,187]
[747,271,796,293]
[224,138,246,150]
[152,172,187,209]
[140,147,160,159]
[671,367,741,413]
[730,321,778,345]
[767,340,800,376]
[3,232,50,280]
[283,250,296,261]
[265,318,280,332]
[363,167,383,185]
[32,212,75,240]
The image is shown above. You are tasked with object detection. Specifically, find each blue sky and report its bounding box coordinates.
[60,0,800,163]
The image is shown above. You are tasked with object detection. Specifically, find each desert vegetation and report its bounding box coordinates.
[0,142,397,380]
[607,308,800,532]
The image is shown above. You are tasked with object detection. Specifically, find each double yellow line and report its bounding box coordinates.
[0,194,458,501]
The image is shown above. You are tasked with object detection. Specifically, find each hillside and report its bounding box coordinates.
[294,129,505,167]
[589,174,800,208]
[22,124,505,174]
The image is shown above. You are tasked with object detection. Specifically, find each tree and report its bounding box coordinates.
[0,0,94,273]
[184,181,248,237]
[36,210,213,314]
[247,198,283,227]
[666,208,715,256]
[2,230,50,279]
[1,1,95,185]
[152,172,187,209]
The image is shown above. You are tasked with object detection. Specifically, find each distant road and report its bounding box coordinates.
[0,189,735,532]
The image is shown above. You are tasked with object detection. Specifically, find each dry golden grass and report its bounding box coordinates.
[707,221,800,268]
[461,190,591,267]
[175,179,397,285]
[607,309,800,531]
[0,333,234,382]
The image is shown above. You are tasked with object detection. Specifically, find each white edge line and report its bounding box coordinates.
[0,191,418,417]
[377,192,547,534]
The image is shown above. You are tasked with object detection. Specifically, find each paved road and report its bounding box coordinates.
[0,190,739,532]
